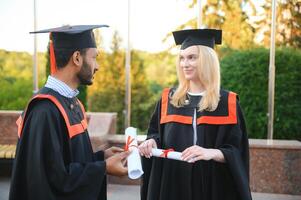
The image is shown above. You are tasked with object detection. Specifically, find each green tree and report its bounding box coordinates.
[89,31,154,133]
[130,50,154,133]
[172,0,255,49]
[254,0,301,48]
[0,50,46,109]
[89,31,126,133]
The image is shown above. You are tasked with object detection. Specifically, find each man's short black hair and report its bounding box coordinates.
[53,48,88,69]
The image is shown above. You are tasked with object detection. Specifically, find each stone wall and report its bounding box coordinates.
[0,111,21,145]
[249,139,301,195]
[86,112,117,152]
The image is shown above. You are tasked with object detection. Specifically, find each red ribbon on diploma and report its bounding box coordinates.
[160,148,174,158]
[124,136,138,151]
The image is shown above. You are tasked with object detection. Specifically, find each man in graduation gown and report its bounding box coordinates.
[9,25,129,200]
[139,29,252,200]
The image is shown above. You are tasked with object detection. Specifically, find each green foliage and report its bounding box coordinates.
[203,0,255,49]
[175,0,255,49]
[179,1,301,49]
[143,52,177,88]
[77,85,87,109]
[46,44,50,77]
[0,49,46,109]
[89,31,159,134]
[255,0,301,48]
[0,76,32,110]
[221,48,301,140]
[89,31,125,133]
[130,51,155,133]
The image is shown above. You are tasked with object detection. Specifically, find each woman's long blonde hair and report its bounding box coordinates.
[170,45,220,112]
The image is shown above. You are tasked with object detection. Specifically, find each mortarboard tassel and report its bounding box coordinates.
[49,33,57,75]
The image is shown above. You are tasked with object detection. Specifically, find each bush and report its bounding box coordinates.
[221,48,301,140]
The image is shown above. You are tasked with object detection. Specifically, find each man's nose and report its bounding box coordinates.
[95,63,99,71]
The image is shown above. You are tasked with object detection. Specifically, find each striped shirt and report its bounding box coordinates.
[45,75,79,98]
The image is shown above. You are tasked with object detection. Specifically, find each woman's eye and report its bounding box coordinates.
[190,55,197,60]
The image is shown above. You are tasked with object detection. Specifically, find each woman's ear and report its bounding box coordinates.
[72,51,83,67]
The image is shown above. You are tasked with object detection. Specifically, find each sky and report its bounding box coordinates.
[0,0,196,53]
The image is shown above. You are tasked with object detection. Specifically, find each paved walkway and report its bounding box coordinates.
[1,177,300,200]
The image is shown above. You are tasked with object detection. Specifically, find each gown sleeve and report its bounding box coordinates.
[94,150,105,161]
[141,98,162,200]
[146,99,162,147]
[219,100,252,200]
[20,100,106,199]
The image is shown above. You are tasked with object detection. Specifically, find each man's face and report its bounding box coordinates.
[77,48,99,85]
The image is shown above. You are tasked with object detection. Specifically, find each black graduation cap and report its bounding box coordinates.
[30,25,109,49]
[172,29,222,49]
[30,25,109,74]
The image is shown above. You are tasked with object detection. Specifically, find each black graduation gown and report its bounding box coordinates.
[9,87,107,200]
[141,88,252,200]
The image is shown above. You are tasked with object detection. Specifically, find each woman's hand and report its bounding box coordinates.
[138,138,157,158]
[181,145,225,163]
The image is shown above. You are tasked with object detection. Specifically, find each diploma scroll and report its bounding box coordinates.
[125,127,144,179]
[151,148,182,161]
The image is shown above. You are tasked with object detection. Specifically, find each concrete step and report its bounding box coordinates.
[1,177,300,200]
[252,192,301,200]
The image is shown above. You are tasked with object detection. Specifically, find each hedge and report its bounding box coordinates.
[221,48,301,140]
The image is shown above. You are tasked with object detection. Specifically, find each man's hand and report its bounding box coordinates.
[104,146,124,159]
[106,151,130,176]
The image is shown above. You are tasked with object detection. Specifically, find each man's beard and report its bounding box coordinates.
[77,59,93,85]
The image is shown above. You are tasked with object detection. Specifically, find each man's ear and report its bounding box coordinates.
[72,51,83,67]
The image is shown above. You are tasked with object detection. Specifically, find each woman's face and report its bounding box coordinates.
[179,45,200,82]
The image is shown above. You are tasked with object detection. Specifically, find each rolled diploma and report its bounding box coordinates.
[125,127,144,179]
[151,148,183,161]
